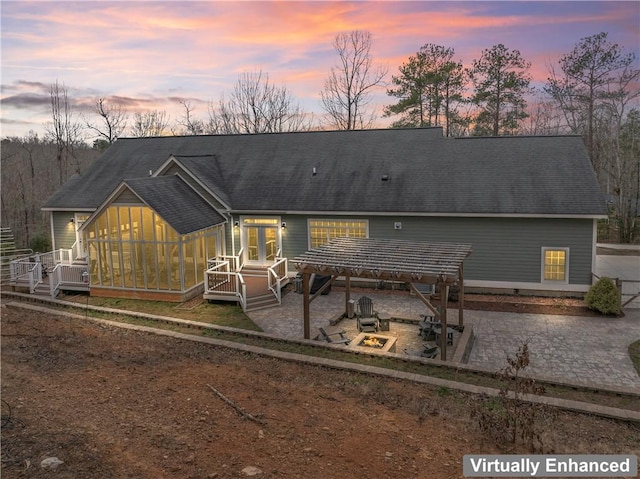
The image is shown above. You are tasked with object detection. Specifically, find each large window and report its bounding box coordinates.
[542,248,569,283]
[86,205,223,292]
[308,220,368,248]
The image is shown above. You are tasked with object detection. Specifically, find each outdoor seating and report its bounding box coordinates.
[318,327,351,345]
[418,315,439,340]
[433,324,454,345]
[420,344,439,359]
[356,296,379,332]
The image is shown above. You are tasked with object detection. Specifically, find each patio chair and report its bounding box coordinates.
[318,327,351,345]
[420,344,439,359]
[356,296,379,333]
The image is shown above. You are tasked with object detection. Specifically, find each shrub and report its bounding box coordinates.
[585,277,621,315]
[469,342,555,452]
[29,232,51,253]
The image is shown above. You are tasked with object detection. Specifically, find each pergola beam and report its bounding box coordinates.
[294,238,472,353]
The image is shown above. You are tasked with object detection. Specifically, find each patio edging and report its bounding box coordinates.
[4,298,639,424]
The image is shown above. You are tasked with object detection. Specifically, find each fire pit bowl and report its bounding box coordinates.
[349,333,397,353]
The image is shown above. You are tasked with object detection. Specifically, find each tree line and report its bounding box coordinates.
[2,31,639,249]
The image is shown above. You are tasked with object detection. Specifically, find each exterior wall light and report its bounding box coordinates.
[281,222,287,229]
[70,218,75,223]
[234,221,239,228]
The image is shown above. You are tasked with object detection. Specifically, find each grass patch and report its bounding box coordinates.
[11,295,639,414]
[59,293,261,331]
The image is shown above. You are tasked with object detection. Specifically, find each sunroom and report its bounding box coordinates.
[81,176,227,302]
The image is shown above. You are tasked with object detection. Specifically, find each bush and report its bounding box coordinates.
[585,277,621,315]
[29,232,51,253]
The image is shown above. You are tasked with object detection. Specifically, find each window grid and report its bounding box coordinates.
[543,248,568,282]
[309,220,367,248]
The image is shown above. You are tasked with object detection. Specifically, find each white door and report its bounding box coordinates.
[242,218,280,265]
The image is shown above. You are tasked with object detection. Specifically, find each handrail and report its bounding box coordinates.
[204,264,247,311]
[237,273,247,311]
[10,261,41,293]
[267,256,288,305]
[49,263,89,297]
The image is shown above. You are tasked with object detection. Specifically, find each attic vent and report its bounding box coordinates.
[381,175,389,181]
[148,169,153,176]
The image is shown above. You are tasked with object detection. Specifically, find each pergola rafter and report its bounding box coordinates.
[292,237,472,361]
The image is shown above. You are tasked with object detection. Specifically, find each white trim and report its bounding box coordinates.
[541,247,570,284]
[155,155,233,211]
[231,210,606,219]
[239,216,282,266]
[465,279,589,293]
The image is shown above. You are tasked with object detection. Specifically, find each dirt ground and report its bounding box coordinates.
[2,304,639,479]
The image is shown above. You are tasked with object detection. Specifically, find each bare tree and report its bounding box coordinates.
[44,80,84,185]
[207,70,312,134]
[130,110,170,137]
[176,100,205,135]
[320,30,388,130]
[85,97,128,146]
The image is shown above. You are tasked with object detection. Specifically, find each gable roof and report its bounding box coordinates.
[43,128,607,218]
[101,176,225,235]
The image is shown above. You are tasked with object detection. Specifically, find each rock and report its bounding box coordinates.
[241,465,263,476]
[40,457,64,470]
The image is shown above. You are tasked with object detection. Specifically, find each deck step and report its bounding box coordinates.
[245,293,279,312]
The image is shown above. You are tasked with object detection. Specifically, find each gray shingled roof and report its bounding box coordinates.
[43,128,607,217]
[123,176,226,235]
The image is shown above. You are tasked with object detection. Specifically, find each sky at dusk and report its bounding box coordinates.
[1,1,639,140]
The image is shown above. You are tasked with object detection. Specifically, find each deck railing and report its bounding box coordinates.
[267,256,288,305]
[10,261,42,293]
[204,259,248,310]
[49,264,89,297]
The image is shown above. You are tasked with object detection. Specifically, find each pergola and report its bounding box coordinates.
[292,237,472,360]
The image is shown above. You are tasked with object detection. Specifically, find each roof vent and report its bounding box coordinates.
[381,175,389,181]
[312,167,317,176]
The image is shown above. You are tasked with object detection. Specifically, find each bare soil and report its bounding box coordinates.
[2,304,639,479]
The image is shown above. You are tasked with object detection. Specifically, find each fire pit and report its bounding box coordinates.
[350,333,397,353]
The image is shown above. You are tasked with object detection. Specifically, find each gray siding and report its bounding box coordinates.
[270,215,595,286]
[51,211,78,250]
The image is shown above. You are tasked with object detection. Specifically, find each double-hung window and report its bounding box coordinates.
[541,247,569,283]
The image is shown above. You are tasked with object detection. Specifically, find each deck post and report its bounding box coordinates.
[302,272,311,339]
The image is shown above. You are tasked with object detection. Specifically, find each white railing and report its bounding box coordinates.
[49,264,89,297]
[209,248,244,273]
[204,257,249,310]
[238,273,247,311]
[10,261,42,293]
[267,256,288,305]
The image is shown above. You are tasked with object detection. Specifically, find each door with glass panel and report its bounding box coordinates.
[242,218,280,265]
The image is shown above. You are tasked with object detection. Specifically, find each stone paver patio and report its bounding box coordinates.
[248,288,640,392]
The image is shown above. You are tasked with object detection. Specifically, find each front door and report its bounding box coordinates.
[242,217,280,265]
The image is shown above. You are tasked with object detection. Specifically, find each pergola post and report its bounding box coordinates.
[458,263,464,327]
[439,280,448,360]
[302,272,310,339]
[344,275,351,317]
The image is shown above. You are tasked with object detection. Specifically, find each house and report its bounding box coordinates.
[37,127,606,307]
